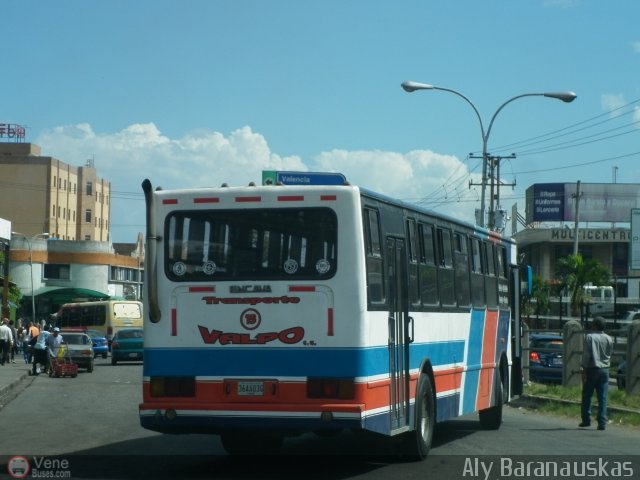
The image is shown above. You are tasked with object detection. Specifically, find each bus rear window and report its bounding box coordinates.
[165,208,338,281]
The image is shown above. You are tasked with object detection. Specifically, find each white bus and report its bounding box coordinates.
[139,176,527,458]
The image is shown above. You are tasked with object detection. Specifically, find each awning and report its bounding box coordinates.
[31,287,111,305]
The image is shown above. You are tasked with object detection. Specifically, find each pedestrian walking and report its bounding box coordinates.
[8,320,18,363]
[0,318,13,365]
[31,327,50,375]
[579,316,613,431]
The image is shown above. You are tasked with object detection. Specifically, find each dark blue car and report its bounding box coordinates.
[86,329,109,359]
[529,333,563,384]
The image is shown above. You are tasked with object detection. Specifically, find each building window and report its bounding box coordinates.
[85,209,92,223]
[43,264,70,280]
[52,205,56,217]
[86,182,93,196]
[84,235,91,241]
[64,179,67,191]
[53,176,57,187]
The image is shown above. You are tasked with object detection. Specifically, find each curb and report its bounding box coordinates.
[511,394,640,415]
[0,371,32,410]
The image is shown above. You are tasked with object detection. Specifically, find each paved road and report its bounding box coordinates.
[1,359,639,479]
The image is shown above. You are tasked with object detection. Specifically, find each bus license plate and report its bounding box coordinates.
[238,381,264,396]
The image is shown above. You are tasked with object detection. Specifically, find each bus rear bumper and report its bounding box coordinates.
[139,404,366,435]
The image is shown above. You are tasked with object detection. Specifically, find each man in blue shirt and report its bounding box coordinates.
[579,316,613,430]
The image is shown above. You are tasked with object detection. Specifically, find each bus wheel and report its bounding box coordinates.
[401,374,435,461]
[221,432,283,455]
[479,374,504,430]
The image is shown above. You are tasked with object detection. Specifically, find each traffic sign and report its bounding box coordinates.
[262,171,347,186]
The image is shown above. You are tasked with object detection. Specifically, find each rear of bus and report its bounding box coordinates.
[106,300,143,342]
[57,300,143,343]
[139,180,370,449]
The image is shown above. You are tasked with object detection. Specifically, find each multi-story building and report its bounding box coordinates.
[0,139,143,320]
[512,182,640,299]
[0,142,110,241]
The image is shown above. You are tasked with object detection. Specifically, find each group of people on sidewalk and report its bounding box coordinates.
[26,322,64,375]
[0,317,65,375]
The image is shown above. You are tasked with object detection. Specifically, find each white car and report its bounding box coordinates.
[611,310,640,331]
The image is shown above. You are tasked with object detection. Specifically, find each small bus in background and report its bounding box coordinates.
[56,300,143,343]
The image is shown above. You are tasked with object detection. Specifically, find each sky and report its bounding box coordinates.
[2,0,640,243]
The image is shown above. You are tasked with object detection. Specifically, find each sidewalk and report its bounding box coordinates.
[0,358,33,408]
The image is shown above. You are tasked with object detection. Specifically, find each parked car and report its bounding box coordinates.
[111,328,144,365]
[617,361,626,390]
[60,331,95,372]
[529,333,563,384]
[85,329,109,359]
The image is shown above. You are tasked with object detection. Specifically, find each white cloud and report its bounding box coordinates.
[36,123,478,241]
[601,93,626,116]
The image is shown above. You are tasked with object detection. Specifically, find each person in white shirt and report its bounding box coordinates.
[46,327,64,362]
[0,318,13,366]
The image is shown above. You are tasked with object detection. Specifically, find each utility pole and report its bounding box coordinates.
[469,153,516,231]
[572,180,582,255]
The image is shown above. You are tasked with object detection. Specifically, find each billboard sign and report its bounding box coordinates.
[527,183,640,224]
[0,123,26,142]
[527,183,565,222]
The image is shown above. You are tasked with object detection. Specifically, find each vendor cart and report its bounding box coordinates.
[49,345,78,378]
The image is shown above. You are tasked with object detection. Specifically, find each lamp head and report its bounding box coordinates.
[401,81,435,93]
[544,91,577,103]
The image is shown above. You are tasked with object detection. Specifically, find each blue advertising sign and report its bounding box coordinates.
[262,171,347,186]
[527,183,565,222]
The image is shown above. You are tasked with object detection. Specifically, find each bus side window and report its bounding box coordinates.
[418,223,438,306]
[364,208,385,304]
[470,237,485,308]
[454,232,470,307]
[437,228,455,306]
[484,242,498,309]
[406,218,420,307]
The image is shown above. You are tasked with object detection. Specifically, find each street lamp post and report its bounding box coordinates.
[401,81,577,229]
[12,232,50,323]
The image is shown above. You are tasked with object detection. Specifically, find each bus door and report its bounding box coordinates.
[386,236,412,433]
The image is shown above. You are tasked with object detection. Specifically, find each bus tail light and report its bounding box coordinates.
[150,377,196,397]
[307,378,355,400]
[530,351,540,363]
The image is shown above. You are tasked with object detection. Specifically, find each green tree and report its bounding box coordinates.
[556,254,611,316]
[520,275,551,327]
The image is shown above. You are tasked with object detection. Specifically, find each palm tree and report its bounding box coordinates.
[556,254,611,316]
[521,275,552,328]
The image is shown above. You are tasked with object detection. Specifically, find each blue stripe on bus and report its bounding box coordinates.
[461,308,486,415]
[143,340,465,378]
